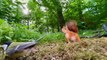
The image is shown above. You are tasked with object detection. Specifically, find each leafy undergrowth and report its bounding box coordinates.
[6,37,107,60]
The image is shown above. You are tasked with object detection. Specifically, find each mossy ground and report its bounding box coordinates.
[6,37,107,60]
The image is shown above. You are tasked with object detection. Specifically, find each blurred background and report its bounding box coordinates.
[0,0,107,43]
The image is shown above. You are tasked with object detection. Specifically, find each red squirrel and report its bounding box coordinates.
[62,20,80,43]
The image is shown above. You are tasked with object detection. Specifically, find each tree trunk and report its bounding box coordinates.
[52,0,65,29]
[56,6,65,29]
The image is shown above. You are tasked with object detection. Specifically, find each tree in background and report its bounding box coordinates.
[0,0,107,32]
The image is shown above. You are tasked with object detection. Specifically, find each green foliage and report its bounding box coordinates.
[0,0,107,43]
[0,19,65,43]
[1,0,107,32]
[39,32,65,43]
[79,30,94,37]
[0,19,13,43]
[0,19,41,43]
[0,0,23,23]
[12,23,41,41]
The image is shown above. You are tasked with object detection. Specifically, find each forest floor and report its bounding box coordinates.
[6,37,107,60]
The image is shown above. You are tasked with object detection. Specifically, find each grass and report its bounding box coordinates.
[5,37,107,60]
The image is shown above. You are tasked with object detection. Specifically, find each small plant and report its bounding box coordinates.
[0,19,13,43]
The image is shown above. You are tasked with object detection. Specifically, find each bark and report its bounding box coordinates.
[52,0,65,29]
[56,7,65,29]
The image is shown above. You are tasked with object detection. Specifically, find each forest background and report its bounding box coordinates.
[0,0,107,43]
